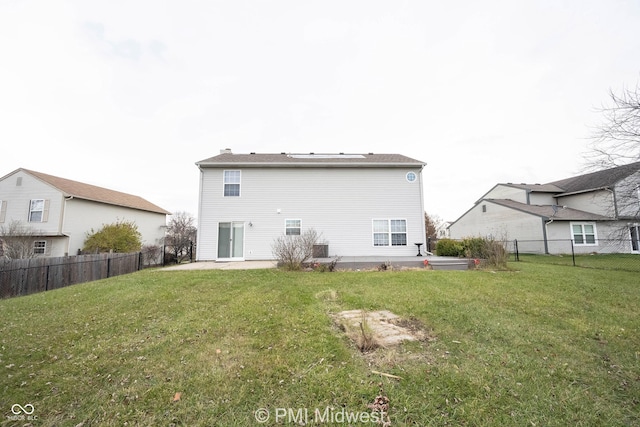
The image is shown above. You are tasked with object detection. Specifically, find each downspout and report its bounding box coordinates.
[61,195,74,256]
[418,163,427,251]
[542,217,552,254]
[195,166,205,261]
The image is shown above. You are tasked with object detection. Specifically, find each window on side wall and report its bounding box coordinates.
[29,199,48,222]
[373,219,407,246]
[571,223,597,245]
[223,170,241,197]
[33,240,46,255]
[285,219,301,236]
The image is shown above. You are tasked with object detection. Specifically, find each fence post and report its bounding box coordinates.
[138,252,143,271]
[514,239,519,261]
[570,239,576,267]
[107,256,111,278]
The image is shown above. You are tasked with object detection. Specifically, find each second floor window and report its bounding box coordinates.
[224,170,241,197]
[29,199,46,222]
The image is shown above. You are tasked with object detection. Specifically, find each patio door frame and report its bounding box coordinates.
[217,221,245,260]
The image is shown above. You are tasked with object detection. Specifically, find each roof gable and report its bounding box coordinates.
[11,169,170,215]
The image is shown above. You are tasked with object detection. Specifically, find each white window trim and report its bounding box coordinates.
[285,219,301,236]
[406,171,417,183]
[0,200,6,223]
[372,219,408,247]
[223,170,241,197]
[571,222,598,246]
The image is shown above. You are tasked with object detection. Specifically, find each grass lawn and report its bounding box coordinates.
[1,263,639,426]
[517,253,640,272]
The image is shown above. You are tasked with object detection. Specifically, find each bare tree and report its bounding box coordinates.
[271,228,321,270]
[585,83,640,243]
[424,212,442,241]
[165,212,197,263]
[586,84,640,169]
[0,220,41,259]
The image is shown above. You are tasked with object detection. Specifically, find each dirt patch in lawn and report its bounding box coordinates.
[334,310,434,350]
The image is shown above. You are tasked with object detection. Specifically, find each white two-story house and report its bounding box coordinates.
[449,162,640,254]
[0,168,170,257]
[196,150,427,261]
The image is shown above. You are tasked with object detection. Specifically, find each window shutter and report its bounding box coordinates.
[42,199,50,222]
[0,201,6,223]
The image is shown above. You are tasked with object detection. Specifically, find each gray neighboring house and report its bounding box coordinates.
[196,150,427,261]
[449,162,640,254]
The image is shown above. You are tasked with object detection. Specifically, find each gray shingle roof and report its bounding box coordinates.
[503,183,565,192]
[19,169,170,215]
[486,199,610,221]
[548,161,640,195]
[196,152,426,167]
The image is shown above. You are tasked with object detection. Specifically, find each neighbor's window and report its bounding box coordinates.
[572,223,597,245]
[373,219,407,246]
[285,219,301,236]
[29,199,45,222]
[223,170,241,197]
[33,241,46,255]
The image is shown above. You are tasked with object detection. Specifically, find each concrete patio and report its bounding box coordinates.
[161,256,471,271]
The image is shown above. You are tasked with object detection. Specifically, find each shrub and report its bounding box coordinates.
[462,236,509,270]
[83,220,142,253]
[435,238,464,257]
[462,237,486,258]
[271,228,321,271]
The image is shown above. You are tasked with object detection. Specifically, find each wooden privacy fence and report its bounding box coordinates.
[0,252,143,299]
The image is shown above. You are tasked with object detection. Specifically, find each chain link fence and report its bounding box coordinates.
[429,238,640,272]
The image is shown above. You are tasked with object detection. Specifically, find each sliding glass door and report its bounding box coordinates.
[218,222,244,259]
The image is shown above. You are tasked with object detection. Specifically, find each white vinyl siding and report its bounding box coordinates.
[197,167,424,260]
[285,219,301,235]
[223,170,241,197]
[572,222,597,245]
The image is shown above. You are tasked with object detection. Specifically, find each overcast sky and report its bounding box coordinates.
[2,1,639,222]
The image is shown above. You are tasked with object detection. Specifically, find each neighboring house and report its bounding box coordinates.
[0,168,170,257]
[195,150,426,261]
[436,221,452,239]
[449,162,640,254]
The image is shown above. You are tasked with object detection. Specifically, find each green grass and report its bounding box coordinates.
[517,253,640,272]
[1,264,639,426]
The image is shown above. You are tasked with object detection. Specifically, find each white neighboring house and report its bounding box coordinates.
[196,150,427,261]
[0,168,171,257]
[449,162,640,254]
